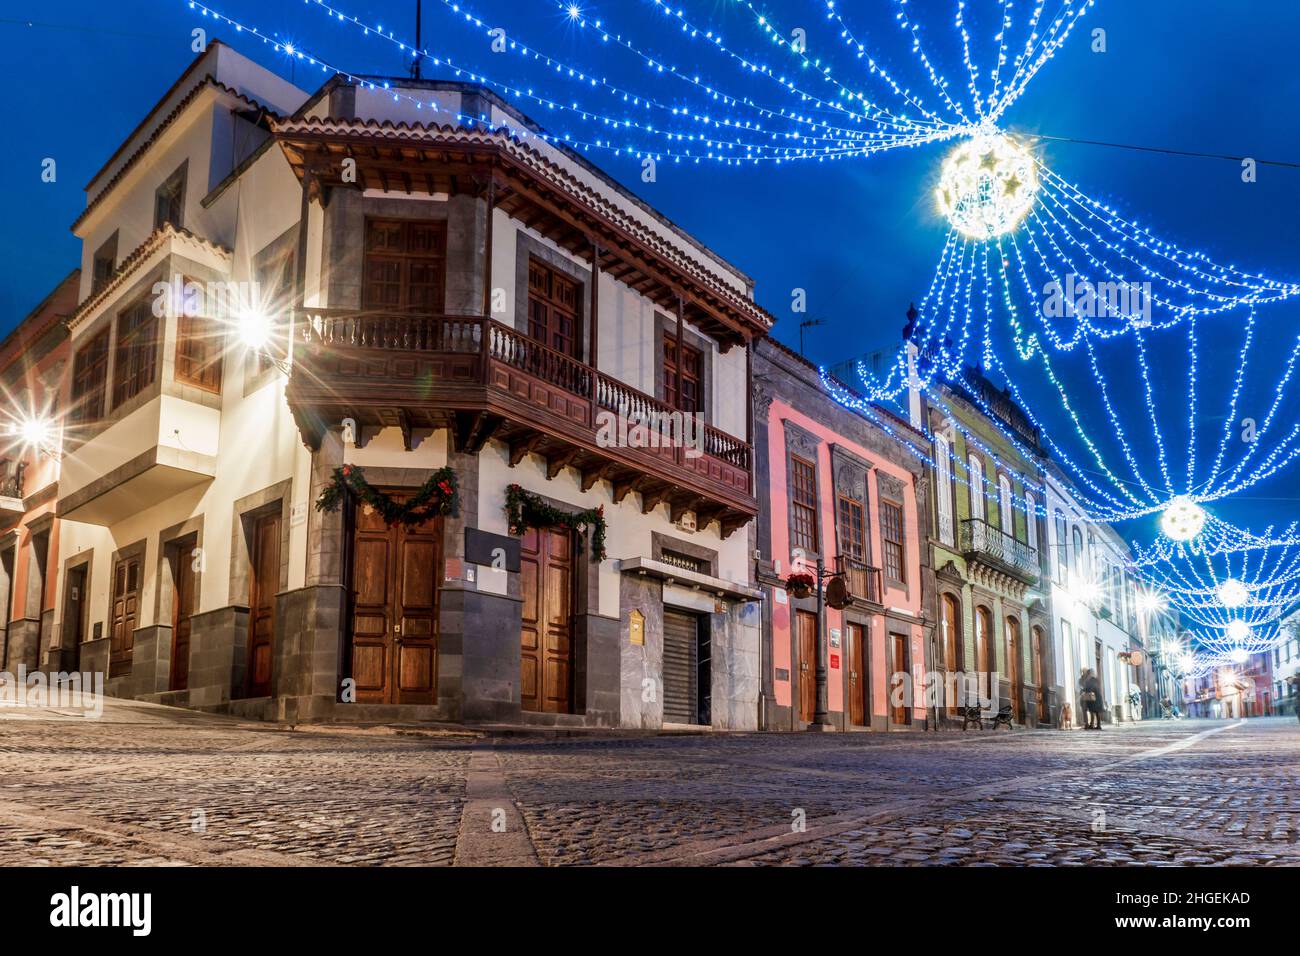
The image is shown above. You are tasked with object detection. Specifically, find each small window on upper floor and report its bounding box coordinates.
[92,232,118,292]
[663,333,703,416]
[154,161,188,231]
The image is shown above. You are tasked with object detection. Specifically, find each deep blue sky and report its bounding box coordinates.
[4,0,1300,541]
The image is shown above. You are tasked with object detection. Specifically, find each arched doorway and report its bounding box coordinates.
[1006,615,1022,722]
[1031,625,1046,724]
[942,593,961,716]
[975,606,993,706]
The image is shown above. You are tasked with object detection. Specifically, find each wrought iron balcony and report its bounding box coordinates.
[959,518,1040,584]
[288,310,756,535]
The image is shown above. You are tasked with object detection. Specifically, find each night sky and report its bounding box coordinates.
[4,0,1300,542]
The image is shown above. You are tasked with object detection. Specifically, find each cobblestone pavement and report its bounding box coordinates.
[0,700,1295,866]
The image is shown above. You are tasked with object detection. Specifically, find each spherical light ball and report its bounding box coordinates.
[1229,647,1248,664]
[936,132,1039,239]
[1226,620,1251,643]
[1160,496,1206,542]
[1216,578,1249,609]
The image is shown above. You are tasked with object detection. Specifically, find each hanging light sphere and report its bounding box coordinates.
[1228,647,1249,664]
[1216,578,1250,609]
[936,131,1039,239]
[1159,496,1207,542]
[1226,619,1251,643]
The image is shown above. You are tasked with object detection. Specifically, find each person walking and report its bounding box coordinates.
[1083,669,1105,730]
[1077,669,1091,730]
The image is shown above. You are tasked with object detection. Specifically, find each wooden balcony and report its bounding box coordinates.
[287,310,755,535]
[835,556,883,606]
[959,518,1040,585]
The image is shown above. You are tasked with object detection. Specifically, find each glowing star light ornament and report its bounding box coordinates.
[1216,578,1250,609]
[1160,496,1207,542]
[936,132,1038,239]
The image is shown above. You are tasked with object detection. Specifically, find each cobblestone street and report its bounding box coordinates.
[0,701,1296,866]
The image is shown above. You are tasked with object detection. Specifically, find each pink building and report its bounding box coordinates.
[753,339,932,731]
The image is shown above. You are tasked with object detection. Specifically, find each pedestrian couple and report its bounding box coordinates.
[1078,669,1105,730]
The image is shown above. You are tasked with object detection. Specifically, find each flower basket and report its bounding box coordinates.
[785,571,816,599]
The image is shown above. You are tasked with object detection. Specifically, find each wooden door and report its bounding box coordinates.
[63,565,86,652]
[170,542,196,691]
[942,594,961,715]
[796,610,817,723]
[109,555,140,678]
[350,499,442,705]
[846,621,866,727]
[662,610,699,724]
[891,633,910,725]
[520,526,573,713]
[246,513,280,698]
[1007,616,1022,722]
[1032,626,1046,718]
[976,606,992,673]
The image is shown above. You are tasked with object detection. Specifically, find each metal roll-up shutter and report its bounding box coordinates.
[662,610,698,725]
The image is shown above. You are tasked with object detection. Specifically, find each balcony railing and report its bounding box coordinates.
[0,461,25,500]
[835,555,883,605]
[959,518,1039,582]
[294,310,753,509]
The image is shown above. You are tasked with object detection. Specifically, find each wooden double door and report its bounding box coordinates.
[520,526,575,713]
[349,499,442,705]
[846,621,868,727]
[170,538,197,692]
[796,610,817,723]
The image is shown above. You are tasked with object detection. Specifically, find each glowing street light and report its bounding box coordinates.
[238,309,273,351]
[1226,619,1251,643]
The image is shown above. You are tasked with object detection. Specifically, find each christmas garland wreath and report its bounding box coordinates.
[505,483,607,560]
[315,464,458,526]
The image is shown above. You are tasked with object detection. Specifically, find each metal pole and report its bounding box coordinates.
[813,555,830,726]
[412,1,423,79]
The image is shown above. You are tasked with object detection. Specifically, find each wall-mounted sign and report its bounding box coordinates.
[628,609,645,646]
[830,653,840,669]
[465,528,520,572]
[829,627,841,649]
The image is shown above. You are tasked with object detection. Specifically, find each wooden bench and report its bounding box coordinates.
[962,705,1014,730]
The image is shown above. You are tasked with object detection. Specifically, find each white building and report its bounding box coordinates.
[1041,462,1143,724]
[50,42,772,727]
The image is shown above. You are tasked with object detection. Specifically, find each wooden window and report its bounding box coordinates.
[881,500,906,585]
[789,455,818,554]
[70,328,111,424]
[175,311,223,393]
[1054,511,1068,583]
[664,335,703,414]
[837,495,865,562]
[1025,490,1039,551]
[92,232,117,292]
[967,453,985,521]
[363,218,447,312]
[998,473,1013,535]
[935,434,954,545]
[113,297,159,408]
[154,163,186,230]
[527,258,582,359]
[1071,525,1085,577]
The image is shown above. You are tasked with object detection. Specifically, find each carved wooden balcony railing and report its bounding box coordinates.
[289,309,755,533]
[959,518,1040,585]
[835,555,883,606]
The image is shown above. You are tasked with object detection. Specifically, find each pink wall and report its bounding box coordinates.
[767,398,926,723]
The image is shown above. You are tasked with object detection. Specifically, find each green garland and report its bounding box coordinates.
[505,483,607,560]
[315,464,458,526]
